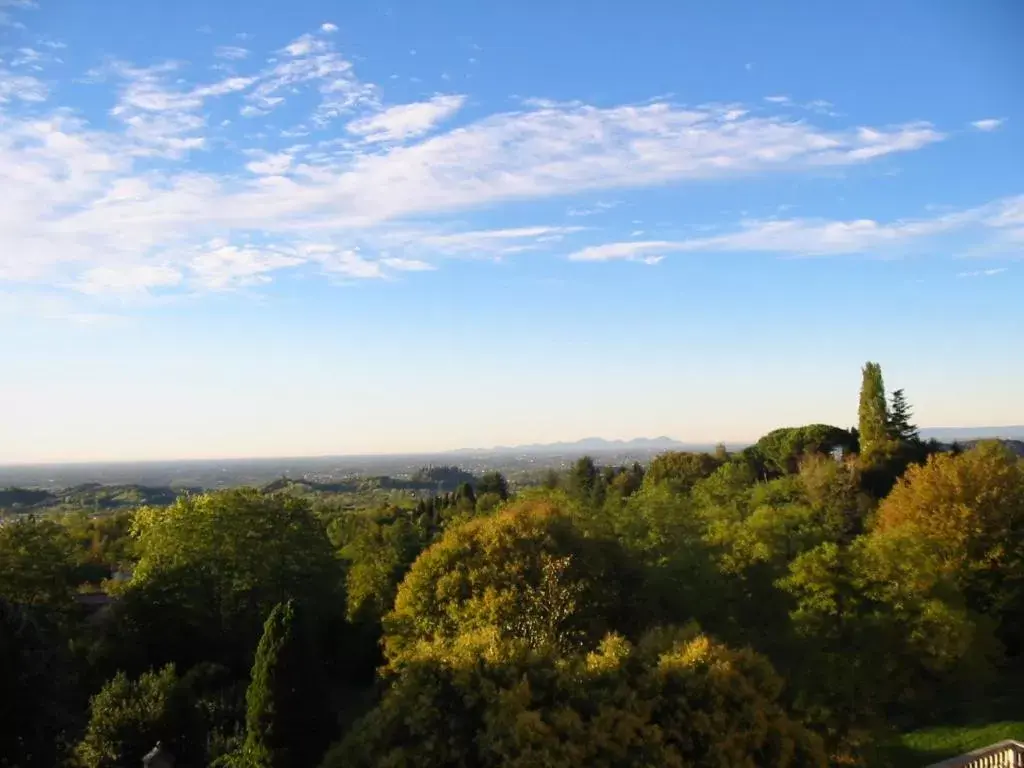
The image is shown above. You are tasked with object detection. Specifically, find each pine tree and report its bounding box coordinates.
[887,389,918,442]
[454,481,476,505]
[477,471,510,500]
[243,601,333,768]
[858,362,889,460]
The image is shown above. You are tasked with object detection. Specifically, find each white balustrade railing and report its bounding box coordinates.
[926,740,1024,768]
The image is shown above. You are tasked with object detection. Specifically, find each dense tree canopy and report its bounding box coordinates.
[874,441,1024,652]
[75,665,204,768]
[0,517,77,611]
[94,489,343,676]
[754,425,857,476]
[334,626,827,768]
[642,450,723,492]
[384,498,647,663]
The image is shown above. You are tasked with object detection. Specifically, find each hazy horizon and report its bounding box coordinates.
[3,424,1023,468]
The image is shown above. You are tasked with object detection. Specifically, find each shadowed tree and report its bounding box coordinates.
[240,600,334,768]
[0,599,69,768]
[476,471,510,501]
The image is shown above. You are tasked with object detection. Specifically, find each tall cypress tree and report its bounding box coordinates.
[243,601,333,768]
[858,362,889,460]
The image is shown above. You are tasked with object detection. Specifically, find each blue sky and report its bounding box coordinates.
[1,0,1022,463]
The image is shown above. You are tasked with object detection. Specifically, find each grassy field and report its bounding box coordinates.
[869,721,1023,766]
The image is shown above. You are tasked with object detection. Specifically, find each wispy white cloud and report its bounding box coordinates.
[347,94,465,142]
[419,226,583,255]
[214,45,249,61]
[381,257,435,271]
[0,22,982,311]
[764,95,791,105]
[73,264,182,294]
[244,32,377,124]
[11,46,59,69]
[567,201,620,217]
[971,118,1003,132]
[190,241,305,290]
[568,195,1024,262]
[299,245,385,280]
[0,0,35,28]
[0,67,47,102]
[98,61,256,156]
[568,240,679,263]
[321,22,338,33]
[957,267,1007,278]
[244,151,293,175]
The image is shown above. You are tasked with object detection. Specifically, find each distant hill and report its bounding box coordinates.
[454,437,729,455]
[920,426,1024,442]
[957,439,1024,457]
[0,483,193,514]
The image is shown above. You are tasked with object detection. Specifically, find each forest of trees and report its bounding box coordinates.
[1,362,1022,767]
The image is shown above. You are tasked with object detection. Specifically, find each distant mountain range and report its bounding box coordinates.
[456,427,1024,455]
[919,426,1024,441]
[454,437,726,455]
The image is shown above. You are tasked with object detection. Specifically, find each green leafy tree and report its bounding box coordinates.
[95,489,342,677]
[336,509,428,625]
[474,491,504,514]
[691,458,759,516]
[75,665,204,768]
[857,362,890,461]
[779,538,994,758]
[0,517,77,611]
[565,455,605,507]
[597,484,730,638]
[332,626,826,768]
[642,451,722,493]
[797,453,873,544]
[541,468,561,490]
[240,601,334,768]
[63,509,137,571]
[755,425,857,476]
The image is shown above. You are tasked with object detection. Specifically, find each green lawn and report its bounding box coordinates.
[869,721,1023,767]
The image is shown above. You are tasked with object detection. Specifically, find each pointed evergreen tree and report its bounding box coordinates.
[887,388,918,442]
[566,456,599,501]
[243,601,333,768]
[454,482,476,505]
[477,471,510,501]
[857,362,889,460]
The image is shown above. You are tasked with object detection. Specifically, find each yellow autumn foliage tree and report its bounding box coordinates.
[873,440,1024,651]
[330,625,827,768]
[383,498,649,664]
